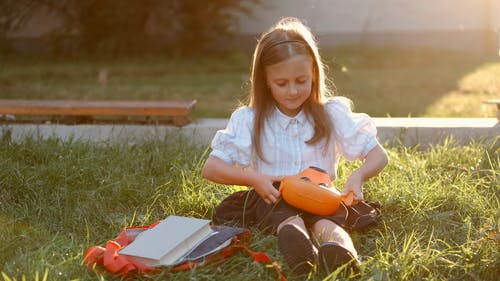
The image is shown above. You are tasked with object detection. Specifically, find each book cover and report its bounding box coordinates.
[119,215,213,267]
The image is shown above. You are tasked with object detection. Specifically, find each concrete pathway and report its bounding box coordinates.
[1,118,498,148]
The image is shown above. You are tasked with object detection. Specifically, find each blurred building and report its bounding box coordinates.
[232,0,500,54]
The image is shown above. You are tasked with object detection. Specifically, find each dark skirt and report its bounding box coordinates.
[213,189,381,234]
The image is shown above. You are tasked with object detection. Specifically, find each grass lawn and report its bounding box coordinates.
[1,47,498,280]
[1,47,499,118]
[0,133,498,281]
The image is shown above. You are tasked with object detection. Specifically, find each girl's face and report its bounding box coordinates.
[265,54,313,117]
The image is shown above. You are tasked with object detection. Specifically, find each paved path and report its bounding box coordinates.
[1,118,498,148]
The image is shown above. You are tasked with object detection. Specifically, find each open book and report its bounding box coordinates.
[119,215,213,267]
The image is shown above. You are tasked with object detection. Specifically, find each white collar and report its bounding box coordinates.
[272,106,307,130]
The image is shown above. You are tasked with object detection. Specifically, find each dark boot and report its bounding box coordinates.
[277,224,317,276]
[318,241,360,274]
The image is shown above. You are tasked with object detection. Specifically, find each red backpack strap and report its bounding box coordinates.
[84,224,161,277]
[231,240,287,281]
[83,246,106,274]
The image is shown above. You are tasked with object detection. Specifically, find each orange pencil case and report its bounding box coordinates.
[278,166,353,216]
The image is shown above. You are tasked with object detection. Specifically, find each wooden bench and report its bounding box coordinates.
[482,99,500,122]
[0,99,197,126]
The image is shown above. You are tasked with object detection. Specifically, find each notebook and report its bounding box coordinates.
[119,215,213,267]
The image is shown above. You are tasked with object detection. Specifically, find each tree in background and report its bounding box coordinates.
[0,0,260,56]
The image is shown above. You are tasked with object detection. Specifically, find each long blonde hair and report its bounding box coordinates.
[249,17,333,161]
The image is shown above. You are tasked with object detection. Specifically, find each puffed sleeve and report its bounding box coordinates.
[326,97,378,161]
[209,107,254,167]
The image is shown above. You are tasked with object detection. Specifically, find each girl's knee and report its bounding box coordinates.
[312,219,350,242]
[277,215,306,234]
[312,219,339,232]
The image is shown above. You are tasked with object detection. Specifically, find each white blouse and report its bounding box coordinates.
[209,97,378,180]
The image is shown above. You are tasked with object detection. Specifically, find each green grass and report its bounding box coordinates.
[1,47,499,118]
[322,47,500,118]
[0,132,498,281]
[1,47,499,280]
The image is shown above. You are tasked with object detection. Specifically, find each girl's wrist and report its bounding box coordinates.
[352,169,366,183]
[241,170,258,187]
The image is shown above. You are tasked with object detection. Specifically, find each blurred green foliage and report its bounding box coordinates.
[0,0,260,56]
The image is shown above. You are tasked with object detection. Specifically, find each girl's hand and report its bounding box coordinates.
[341,144,389,205]
[342,170,364,205]
[250,174,283,205]
[201,156,283,205]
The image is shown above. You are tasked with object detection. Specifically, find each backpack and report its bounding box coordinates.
[84,222,286,280]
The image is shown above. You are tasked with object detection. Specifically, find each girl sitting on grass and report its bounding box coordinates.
[202,17,388,276]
